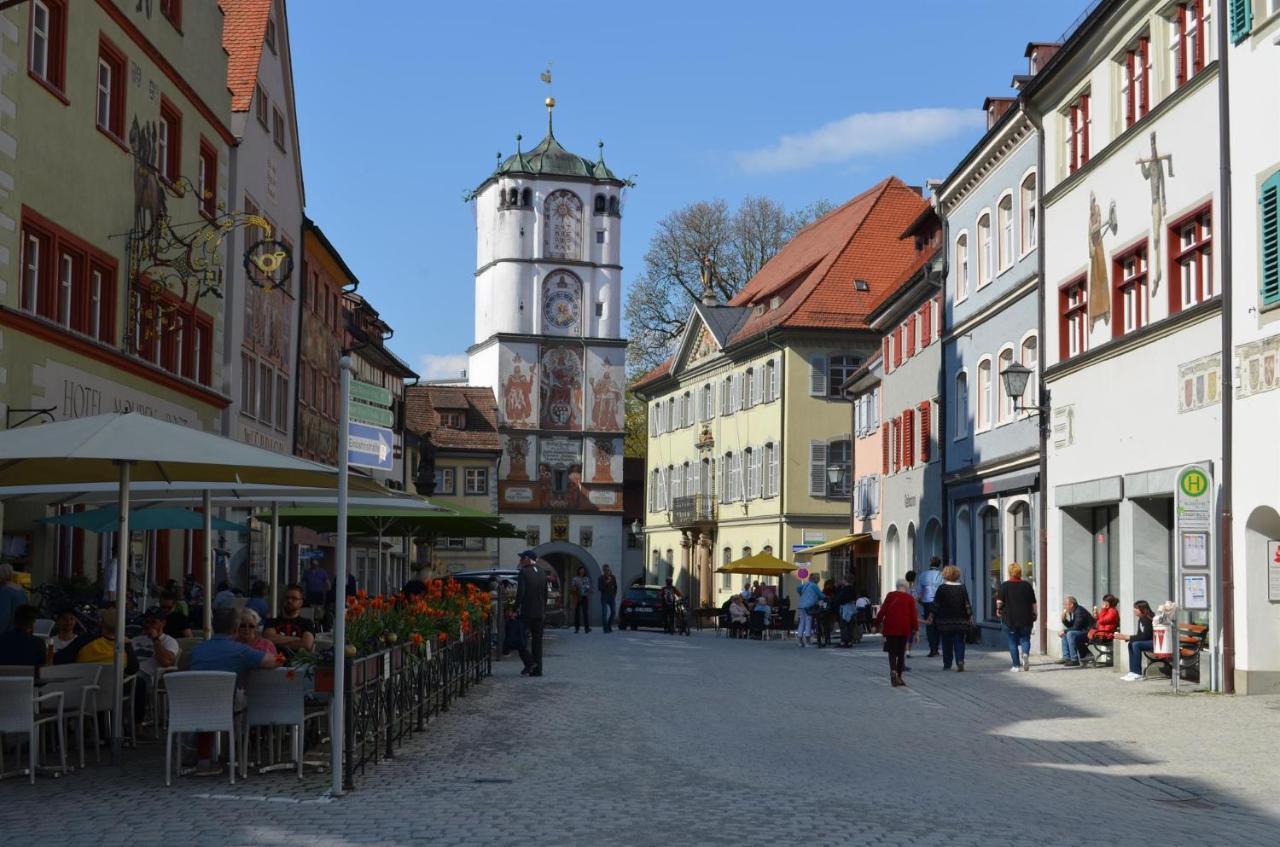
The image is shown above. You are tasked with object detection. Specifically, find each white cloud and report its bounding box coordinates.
[735,107,986,174]
[418,353,470,380]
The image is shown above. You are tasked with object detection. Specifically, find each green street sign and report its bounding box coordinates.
[351,379,393,408]
[1179,467,1209,498]
[349,400,394,428]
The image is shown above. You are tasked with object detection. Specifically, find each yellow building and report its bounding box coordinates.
[631,178,931,606]
[404,385,503,575]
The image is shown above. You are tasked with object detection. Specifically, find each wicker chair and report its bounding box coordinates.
[163,671,238,786]
[37,664,102,769]
[0,676,66,784]
[93,666,138,748]
[241,668,313,779]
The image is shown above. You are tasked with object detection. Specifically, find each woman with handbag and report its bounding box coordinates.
[927,565,972,672]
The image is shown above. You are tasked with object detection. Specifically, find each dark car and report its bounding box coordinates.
[618,586,676,631]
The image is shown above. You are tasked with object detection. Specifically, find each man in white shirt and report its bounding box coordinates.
[917,557,945,658]
[130,609,179,723]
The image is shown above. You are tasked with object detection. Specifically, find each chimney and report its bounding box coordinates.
[983,97,1016,129]
[1025,42,1062,76]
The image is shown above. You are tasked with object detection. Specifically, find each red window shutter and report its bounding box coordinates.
[906,318,916,357]
[1125,52,1135,127]
[919,401,931,463]
[1069,106,1078,171]
[1138,39,1149,115]
[1081,95,1090,162]
[883,337,890,372]
[894,327,903,368]
[1193,0,1205,72]
[902,408,914,467]
[881,423,890,475]
[921,303,932,344]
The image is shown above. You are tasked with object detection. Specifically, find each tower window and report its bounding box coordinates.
[594,194,607,214]
[596,230,605,244]
[609,196,620,216]
[521,188,532,207]
[508,187,519,206]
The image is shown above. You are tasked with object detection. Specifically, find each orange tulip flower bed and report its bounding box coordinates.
[344,578,491,658]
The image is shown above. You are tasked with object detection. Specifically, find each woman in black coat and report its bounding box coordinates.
[927,565,973,671]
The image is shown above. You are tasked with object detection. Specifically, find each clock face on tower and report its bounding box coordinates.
[543,274,581,330]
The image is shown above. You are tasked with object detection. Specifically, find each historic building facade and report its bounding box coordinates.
[939,88,1043,628]
[465,102,627,614]
[872,211,944,590]
[1,0,235,587]
[634,178,930,607]
[844,351,884,598]
[1026,0,1223,671]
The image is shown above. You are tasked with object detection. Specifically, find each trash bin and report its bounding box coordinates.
[1152,623,1174,658]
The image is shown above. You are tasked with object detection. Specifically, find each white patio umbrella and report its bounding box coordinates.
[0,411,374,764]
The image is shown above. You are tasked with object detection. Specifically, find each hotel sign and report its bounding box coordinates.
[37,361,202,429]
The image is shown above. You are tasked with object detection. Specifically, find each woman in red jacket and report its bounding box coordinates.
[875,579,919,687]
[1086,593,1120,663]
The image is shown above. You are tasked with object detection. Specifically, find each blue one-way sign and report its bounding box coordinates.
[348,421,394,471]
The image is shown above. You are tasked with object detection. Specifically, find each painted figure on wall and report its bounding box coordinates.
[541,346,583,430]
[1137,132,1173,294]
[506,435,531,481]
[1087,192,1117,326]
[502,356,536,427]
[588,359,623,431]
[591,437,614,483]
[543,190,583,260]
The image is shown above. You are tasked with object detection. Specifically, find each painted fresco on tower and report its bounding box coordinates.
[498,344,539,428]
[586,348,625,432]
[586,437,623,484]
[540,345,583,430]
[541,271,582,335]
[543,190,583,260]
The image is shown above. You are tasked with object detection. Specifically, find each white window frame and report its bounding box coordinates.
[96,57,114,131]
[996,344,1015,426]
[58,252,73,327]
[976,355,993,432]
[1019,169,1038,258]
[976,211,993,288]
[996,191,1014,274]
[1018,331,1038,419]
[31,0,50,81]
[954,231,970,302]
[89,268,103,339]
[954,370,970,440]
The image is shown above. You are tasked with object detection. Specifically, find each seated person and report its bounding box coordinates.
[264,584,316,653]
[1115,600,1155,681]
[752,595,772,626]
[1089,594,1120,643]
[237,609,277,656]
[0,605,48,668]
[48,608,79,654]
[212,581,238,610]
[1056,596,1094,666]
[245,581,269,619]
[130,609,179,722]
[61,607,139,676]
[158,591,193,638]
[189,607,279,775]
[728,595,749,637]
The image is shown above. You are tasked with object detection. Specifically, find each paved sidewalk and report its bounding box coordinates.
[2,628,1278,846]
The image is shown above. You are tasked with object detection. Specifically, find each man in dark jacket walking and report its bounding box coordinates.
[514,551,547,677]
[598,565,618,633]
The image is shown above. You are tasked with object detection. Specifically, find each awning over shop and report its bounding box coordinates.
[715,551,796,576]
[793,533,871,562]
[38,505,247,534]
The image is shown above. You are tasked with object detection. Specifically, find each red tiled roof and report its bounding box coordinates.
[404,386,502,453]
[634,177,929,392]
[219,0,272,113]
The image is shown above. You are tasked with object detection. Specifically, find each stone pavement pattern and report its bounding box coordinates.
[2,629,1279,846]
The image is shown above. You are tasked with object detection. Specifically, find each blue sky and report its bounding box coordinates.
[290,1,1088,380]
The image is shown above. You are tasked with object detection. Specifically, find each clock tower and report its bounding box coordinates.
[466,99,628,604]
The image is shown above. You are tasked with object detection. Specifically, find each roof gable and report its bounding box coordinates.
[405,386,502,453]
[219,0,272,113]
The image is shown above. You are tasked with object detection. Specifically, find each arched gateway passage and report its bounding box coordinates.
[534,541,603,628]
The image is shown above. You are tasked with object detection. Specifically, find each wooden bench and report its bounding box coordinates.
[1142,623,1209,681]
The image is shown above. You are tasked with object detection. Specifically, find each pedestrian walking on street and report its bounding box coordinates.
[571,566,592,633]
[795,572,824,647]
[660,579,680,635]
[515,551,547,677]
[996,563,1037,672]
[875,579,918,687]
[927,566,972,671]
[1056,596,1094,666]
[1116,600,1155,681]
[917,557,944,657]
[834,578,858,647]
[598,565,618,633]
[904,570,918,658]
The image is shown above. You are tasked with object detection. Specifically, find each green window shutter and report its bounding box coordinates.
[1262,172,1280,306]
[1230,0,1254,44]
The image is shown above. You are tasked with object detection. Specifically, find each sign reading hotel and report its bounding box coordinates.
[37,361,204,429]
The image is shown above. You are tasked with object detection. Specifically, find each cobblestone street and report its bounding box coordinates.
[3,629,1279,846]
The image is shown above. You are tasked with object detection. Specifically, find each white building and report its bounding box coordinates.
[466,100,628,616]
[1025,0,1223,679]
[1225,0,1280,694]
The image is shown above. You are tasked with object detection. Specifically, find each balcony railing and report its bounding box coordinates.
[672,494,716,527]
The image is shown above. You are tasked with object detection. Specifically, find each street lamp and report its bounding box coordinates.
[826,464,844,488]
[1001,362,1048,431]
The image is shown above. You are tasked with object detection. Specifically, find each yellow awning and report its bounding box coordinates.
[793,533,871,562]
[714,551,796,576]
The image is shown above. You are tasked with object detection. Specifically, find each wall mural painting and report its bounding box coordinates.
[1235,336,1280,400]
[543,190,583,260]
[245,283,292,365]
[542,271,582,334]
[498,344,539,428]
[586,348,625,432]
[1086,192,1118,326]
[587,437,623,484]
[1177,353,1221,414]
[1137,132,1173,293]
[540,345,583,431]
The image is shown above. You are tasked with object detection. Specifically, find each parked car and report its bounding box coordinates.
[450,568,565,626]
[618,585,675,631]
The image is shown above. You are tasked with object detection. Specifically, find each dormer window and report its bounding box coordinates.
[769,295,783,309]
[441,411,466,429]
